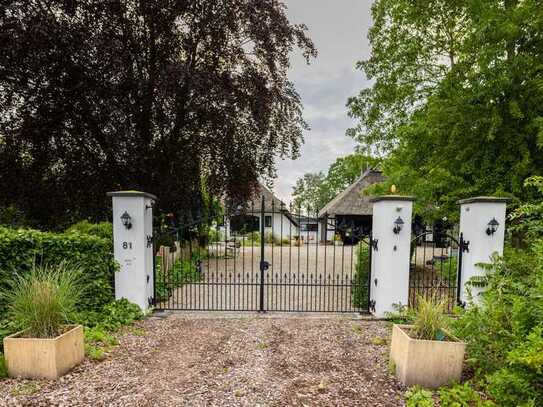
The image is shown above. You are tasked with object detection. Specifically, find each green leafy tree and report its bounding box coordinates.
[292,172,327,212]
[348,0,543,221]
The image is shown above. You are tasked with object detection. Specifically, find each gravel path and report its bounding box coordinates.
[0,314,406,406]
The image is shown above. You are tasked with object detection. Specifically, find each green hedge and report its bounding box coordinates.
[0,226,117,316]
[65,220,113,240]
[352,242,370,309]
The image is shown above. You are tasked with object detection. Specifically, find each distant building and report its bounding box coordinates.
[318,169,385,243]
[227,183,299,239]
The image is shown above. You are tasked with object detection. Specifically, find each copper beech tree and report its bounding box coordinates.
[0,0,315,229]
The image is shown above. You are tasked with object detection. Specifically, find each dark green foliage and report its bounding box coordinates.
[351,243,369,309]
[0,226,116,316]
[0,353,7,378]
[405,386,434,407]
[66,221,113,241]
[0,0,315,229]
[154,256,201,302]
[77,299,143,332]
[509,176,543,244]
[451,241,543,406]
[438,382,491,407]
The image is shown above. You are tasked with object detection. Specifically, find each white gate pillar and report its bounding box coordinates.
[369,196,415,318]
[458,197,509,305]
[107,191,156,311]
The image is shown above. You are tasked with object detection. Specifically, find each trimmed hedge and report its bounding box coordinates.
[0,226,117,316]
[65,220,113,240]
[352,242,370,309]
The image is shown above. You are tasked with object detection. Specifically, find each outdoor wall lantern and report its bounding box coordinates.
[120,211,132,230]
[486,217,499,236]
[393,216,404,234]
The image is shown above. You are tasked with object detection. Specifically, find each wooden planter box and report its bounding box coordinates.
[3,325,84,380]
[389,324,465,388]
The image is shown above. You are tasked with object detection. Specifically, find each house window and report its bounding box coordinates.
[264,215,272,228]
[301,223,318,232]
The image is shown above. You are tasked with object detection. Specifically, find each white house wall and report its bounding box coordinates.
[263,212,298,239]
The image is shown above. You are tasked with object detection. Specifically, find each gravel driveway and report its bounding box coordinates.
[0,314,406,406]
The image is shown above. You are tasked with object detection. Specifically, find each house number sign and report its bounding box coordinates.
[122,241,133,250]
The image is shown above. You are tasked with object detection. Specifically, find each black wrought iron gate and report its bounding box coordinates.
[152,196,373,313]
[409,230,468,311]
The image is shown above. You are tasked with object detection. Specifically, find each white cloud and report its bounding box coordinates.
[270,0,373,203]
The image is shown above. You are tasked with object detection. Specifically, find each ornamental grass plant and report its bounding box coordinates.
[0,262,82,338]
[410,294,448,341]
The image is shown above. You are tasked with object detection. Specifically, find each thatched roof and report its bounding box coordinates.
[245,183,287,212]
[243,183,299,226]
[318,169,385,217]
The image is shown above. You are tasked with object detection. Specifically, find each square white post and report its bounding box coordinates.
[107,191,156,311]
[458,197,509,305]
[369,196,415,318]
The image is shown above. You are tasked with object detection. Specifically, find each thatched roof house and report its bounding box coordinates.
[318,169,385,218]
[317,169,385,243]
[228,183,299,236]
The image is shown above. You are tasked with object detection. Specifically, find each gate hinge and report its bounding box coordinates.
[461,240,470,253]
[146,234,153,248]
[371,238,378,251]
[369,300,376,313]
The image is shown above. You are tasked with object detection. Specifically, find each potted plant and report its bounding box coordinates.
[1,262,85,379]
[389,295,465,388]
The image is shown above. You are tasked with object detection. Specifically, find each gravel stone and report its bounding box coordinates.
[0,314,406,406]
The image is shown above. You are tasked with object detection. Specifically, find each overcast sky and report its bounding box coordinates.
[271,1,373,203]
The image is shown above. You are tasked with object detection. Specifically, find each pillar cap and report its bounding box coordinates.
[457,196,511,205]
[107,190,157,200]
[369,195,415,203]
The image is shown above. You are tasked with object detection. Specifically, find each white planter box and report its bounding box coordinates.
[389,324,465,388]
[3,325,84,380]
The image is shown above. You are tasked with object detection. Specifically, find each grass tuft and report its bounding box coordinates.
[410,295,447,341]
[0,262,82,338]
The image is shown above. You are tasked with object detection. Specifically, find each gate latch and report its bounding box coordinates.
[260,261,270,271]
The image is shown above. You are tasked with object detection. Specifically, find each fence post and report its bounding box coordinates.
[369,195,415,318]
[107,191,156,311]
[458,197,509,306]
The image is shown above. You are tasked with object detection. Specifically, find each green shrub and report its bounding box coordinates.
[154,257,201,302]
[77,298,143,331]
[0,262,82,338]
[384,302,414,324]
[84,326,118,346]
[66,220,113,240]
[406,386,434,407]
[352,242,369,309]
[0,353,7,378]
[451,241,543,406]
[0,226,117,317]
[411,295,447,340]
[438,382,488,407]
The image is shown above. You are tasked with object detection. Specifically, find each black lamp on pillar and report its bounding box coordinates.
[486,217,499,236]
[120,211,132,229]
[393,216,404,234]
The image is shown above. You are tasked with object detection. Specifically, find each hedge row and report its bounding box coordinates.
[0,226,117,315]
[352,242,370,309]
